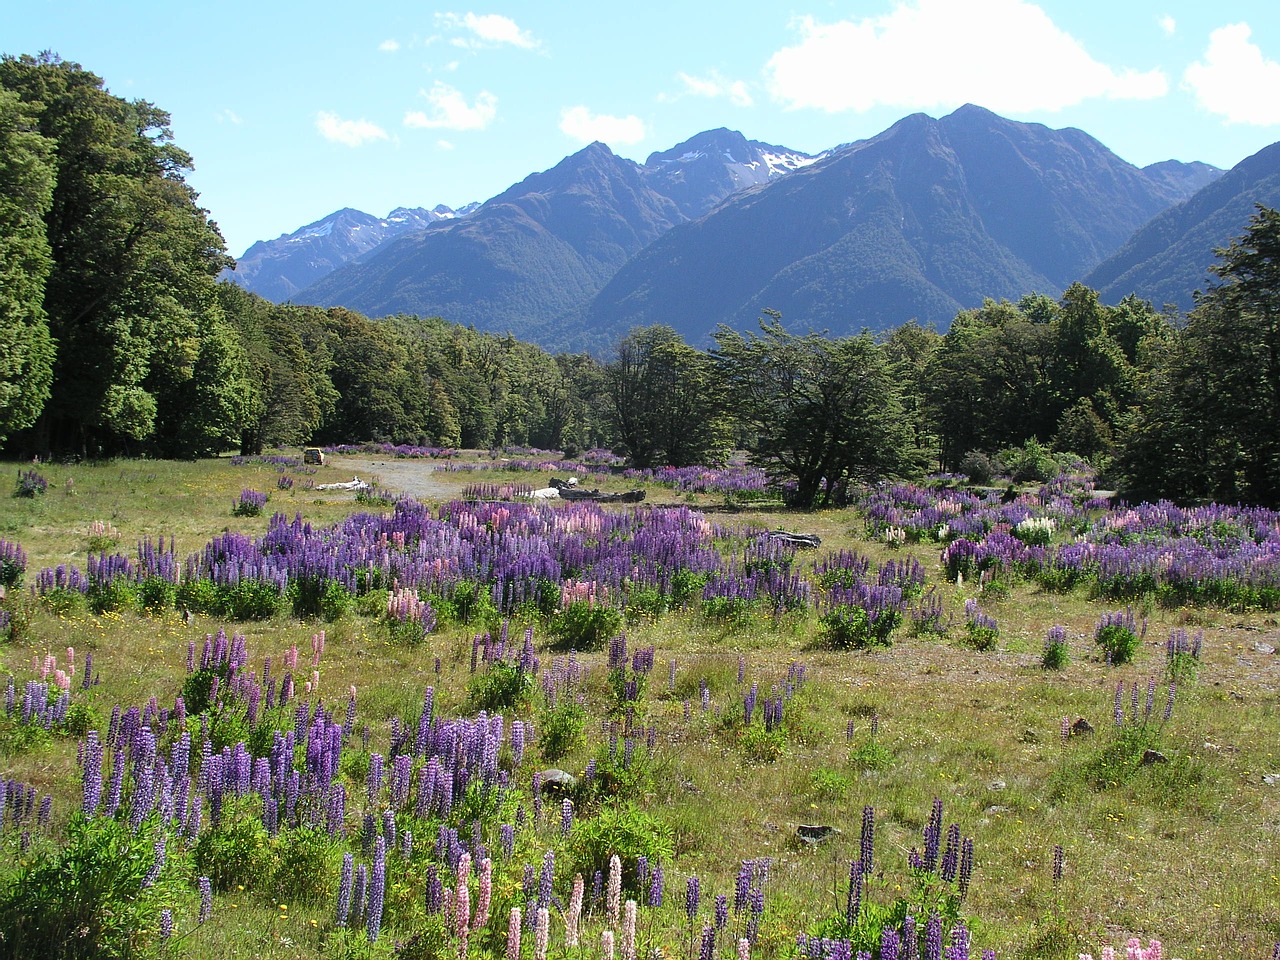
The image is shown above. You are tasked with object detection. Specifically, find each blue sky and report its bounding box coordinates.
[7,1,1280,258]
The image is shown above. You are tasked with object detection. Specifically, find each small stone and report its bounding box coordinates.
[796,824,840,844]
[983,805,1009,815]
[537,769,577,794]
[988,779,1007,791]
[1141,749,1168,765]
[1070,717,1095,737]
[1252,642,1275,654]
[1263,774,1280,785]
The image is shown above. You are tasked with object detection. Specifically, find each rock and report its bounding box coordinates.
[1141,749,1168,765]
[983,805,1010,815]
[1263,774,1280,786]
[1070,717,1095,737]
[796,824,840,844]
[1253,642,1275,654]
[537,769,577,795]
[988,779,1007,791]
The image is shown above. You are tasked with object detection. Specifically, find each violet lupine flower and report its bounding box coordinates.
[881,927,901,960]
[846,859,862,923]
[1052,844,1065,882]
[685,875,701,923]
[941,823,960,882]
[82,730,103,816]
[714,894,727,929]
[198,876,212,923]
[1164,683,1177,721]
[648,864,664,908]
[607,854,622,927]
[141,834,166,888]
[699,924,716,960]
[923,799,944,872]
[337,853,354,926]
[159,908,173,941]
[945,920,970,960]
[538,850,555,909]
[561,799,574,836]
[367,837,387,942]
[352,865,367,926]
[500,823,515,859]
[924,911,943,960]
[860,805,875,875]
[958,837,974,898]
[903,916,918,960]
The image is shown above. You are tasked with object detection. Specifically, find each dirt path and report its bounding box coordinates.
[326,455,464,502]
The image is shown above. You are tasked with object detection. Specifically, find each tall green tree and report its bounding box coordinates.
[0,86,56,443]
[0,53,233,456]
[713,314,920,509]
[604,325,728,468]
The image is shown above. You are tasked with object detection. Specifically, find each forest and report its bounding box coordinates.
[3,53,1280,509]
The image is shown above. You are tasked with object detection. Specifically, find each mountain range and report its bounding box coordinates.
[224,105,1277,352]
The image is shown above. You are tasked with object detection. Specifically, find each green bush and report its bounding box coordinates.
[550,601,623,650]
[176,577,220,616]
[625,586,668,622]
[136,576,176,612]
[566,803,673,895]
[194,817,276,893]
[0,815,176,960]
[467,660,535,713]
[86,578,137,615]
[538,697,587,761]
[740,724,786,763]
[818,605,899,649]
[271,826,338,905]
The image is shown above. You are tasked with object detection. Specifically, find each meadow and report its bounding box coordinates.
[0,451,1278,960]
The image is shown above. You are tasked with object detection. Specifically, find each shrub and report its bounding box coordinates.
[1094,608,1143,664]
[1042,625,1070,670]
[467,659,535,713]
[550,601,623,650]
[566,803,673,894]
[232,488,268,517]
[818,605,898,649]
[0,815,176,960]
[740,724,786,763]
[0,540,26,589]
[194,817,276,892]
[625,585,668,622]
[962,599,999,651]
[13,469,47,499]
[538,697,587,761]
[84,520,119,554]
[958,450,996,485]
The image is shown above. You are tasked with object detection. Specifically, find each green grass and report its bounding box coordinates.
[0,455,1278,959]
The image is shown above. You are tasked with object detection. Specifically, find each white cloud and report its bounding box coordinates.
[1184,23,1280,125]
[675,71,754,107]
[764,0,1167,115]
[404,82,497,130]
[437,139,455,151]
[379,39,400,52]
[559,106,647,145]
[218,108,242,125]
[315,111,389,147]
[1159,15,1176,36]
[437,12,539,50]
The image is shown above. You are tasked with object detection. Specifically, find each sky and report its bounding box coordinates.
[7,0,1280,258]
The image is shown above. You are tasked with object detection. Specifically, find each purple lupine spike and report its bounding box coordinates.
[881,927,901,960]
[648,864,664,909]
[924,911,942,960]
[958,837,974,898]
[940,823,960,882]
[368,837,387,942]
[714,894,727,929]
[686,875,700,922]
[538,849,555,908]
[198,876,213,923]
[846,859,863,923]
[860,805,875,876]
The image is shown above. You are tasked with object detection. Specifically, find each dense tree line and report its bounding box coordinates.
[5,55,1280,507]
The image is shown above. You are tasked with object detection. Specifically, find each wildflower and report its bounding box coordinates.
[535,906,550,960]
[507,907,522,960]
[607,854,622,927]
[621,900,637,960]
[566,873,584,948]
[198,876,212,923]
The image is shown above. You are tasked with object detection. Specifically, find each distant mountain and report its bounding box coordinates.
[226,205,474,302]
[1085,141,1280,312]
[567,105,1220,351]
[294,130,818,335]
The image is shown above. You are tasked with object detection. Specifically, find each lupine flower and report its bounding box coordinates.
[699,924,716,960]
[199,876,213,923]
[607,854,622,927]
[566,873,584,948]
[738,937,751,960]
[337,853,354,926]
[648,864,664,908]
[621,900,637,960]
[368,837,387,942]
[474,857,493,931]
[685,875,700,923]
[602,929,615,960]
[159,909,173,941]
[507,907,522,960]
[534,906,549,960]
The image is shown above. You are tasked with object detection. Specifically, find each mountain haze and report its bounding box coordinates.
[227,206,471,302]
[1085,141,1280,312]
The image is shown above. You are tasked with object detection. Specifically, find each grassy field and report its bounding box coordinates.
[0,453,1277,960]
